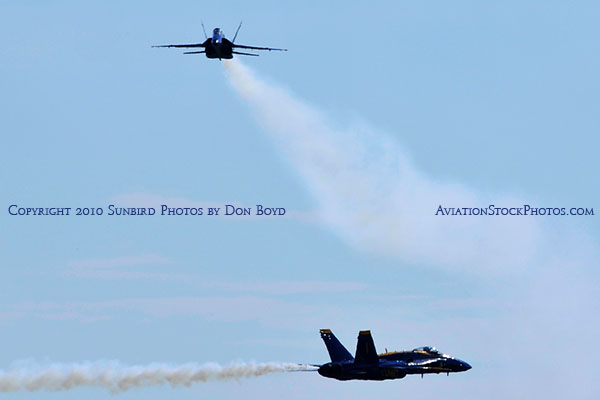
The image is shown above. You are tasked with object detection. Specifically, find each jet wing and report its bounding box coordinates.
[233,43,287,51]
[354,330,379,364]
[152,42,206,48]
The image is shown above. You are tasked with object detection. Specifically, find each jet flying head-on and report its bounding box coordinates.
[153,23,286,59]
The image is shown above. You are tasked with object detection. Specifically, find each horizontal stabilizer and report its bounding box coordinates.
[232,51,259,57]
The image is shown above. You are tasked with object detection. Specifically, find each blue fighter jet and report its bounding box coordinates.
[152,22,287,59]
[317,329,471,381]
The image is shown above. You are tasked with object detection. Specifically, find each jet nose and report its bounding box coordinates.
[459,360,471,371]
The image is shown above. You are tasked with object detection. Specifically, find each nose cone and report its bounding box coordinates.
[456,360,471,372]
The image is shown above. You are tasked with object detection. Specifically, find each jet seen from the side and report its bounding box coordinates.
[316,329,471,381]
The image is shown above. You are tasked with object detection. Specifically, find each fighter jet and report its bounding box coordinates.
[152,22,287,59]
[317,329,471,381]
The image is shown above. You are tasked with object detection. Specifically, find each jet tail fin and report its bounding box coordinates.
[201,21,208,39]
[320,329,354,362]
[232,21,243,43]
[354,330,379,364]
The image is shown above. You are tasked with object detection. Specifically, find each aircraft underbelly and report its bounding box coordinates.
[343,367,406,381]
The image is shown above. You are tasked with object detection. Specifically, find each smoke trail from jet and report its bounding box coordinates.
[0,361,309,393]
[223,60,550,275]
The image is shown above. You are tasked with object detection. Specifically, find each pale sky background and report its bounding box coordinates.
[1,1,599,399]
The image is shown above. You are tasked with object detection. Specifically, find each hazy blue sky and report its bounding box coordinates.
[1,1,598,399]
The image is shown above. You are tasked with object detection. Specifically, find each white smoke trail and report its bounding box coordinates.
[224,59,549,275]
[0,361,310,393]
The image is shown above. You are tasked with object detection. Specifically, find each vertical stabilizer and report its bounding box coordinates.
[354,330,379,364]
[320,329,354,362]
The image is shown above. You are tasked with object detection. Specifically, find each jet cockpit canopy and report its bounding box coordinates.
[414,346,442,355]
